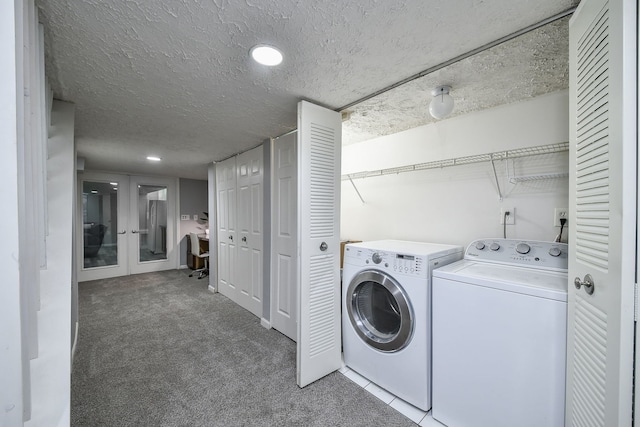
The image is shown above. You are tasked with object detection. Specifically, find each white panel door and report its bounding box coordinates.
[567,0,636,425]
[216,157,237,300]
[271,133,298,341]
[296,100,342,387]
[236,147,263,317]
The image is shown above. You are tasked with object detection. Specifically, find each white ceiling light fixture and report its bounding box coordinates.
[250,44,283,66]
[429,85,455,120]
[146,156,162,161]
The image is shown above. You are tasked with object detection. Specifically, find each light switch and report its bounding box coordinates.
[193,214,198,220]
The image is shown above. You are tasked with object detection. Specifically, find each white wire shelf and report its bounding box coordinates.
[341,141,569,181]
[509,172,569,183]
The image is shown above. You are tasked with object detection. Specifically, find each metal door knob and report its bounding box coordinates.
[319,242,328,251]
[242,236,247,242]
[229,235,233,241]
[574,274,595,295]
[117,230,127,234]
[131,230,139,234]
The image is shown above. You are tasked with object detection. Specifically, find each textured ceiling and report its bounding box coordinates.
[37,0,579,179]
[342,17,571,145]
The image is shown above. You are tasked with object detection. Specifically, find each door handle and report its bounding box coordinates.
[229,235,233,241]
[320,242,328,251]
[242,236,247,242]
[118,230,127,234]
[131,230,139,234]
[574,274,595,295]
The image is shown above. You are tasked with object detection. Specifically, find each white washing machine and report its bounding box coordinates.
[342,240,463,411]
[432,238,568,427]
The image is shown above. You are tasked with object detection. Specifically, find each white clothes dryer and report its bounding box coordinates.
[342,240,463,411]
[432,238,568,427]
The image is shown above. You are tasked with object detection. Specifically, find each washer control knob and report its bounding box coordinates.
[372,253,382,264]
[516,243,531,254]
[548,247,562,257]
[475,242,486,250]
[490,242,501,251]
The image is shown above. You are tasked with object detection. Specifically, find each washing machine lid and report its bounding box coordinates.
[434,260,568,301]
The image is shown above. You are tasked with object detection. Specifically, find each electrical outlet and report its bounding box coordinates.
[180,214,189,221]
[500,207,515,225]
[554,208,568,227]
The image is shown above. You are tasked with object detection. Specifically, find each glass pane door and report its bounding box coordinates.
[82,181,118,267]
[78,173,129,281]
[129,176,177,275]
[136,184,168,262]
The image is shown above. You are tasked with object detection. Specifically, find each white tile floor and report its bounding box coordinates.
[339,365,445,426]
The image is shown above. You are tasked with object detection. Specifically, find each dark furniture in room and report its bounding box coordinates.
[84,223,107,257]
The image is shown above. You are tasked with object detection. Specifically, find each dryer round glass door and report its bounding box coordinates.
[346,270,414,352]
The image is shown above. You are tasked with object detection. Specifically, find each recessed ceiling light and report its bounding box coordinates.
[146,156,161,161]
[91,190,98,194]
[250,44,283,66]
[110,182,118,186]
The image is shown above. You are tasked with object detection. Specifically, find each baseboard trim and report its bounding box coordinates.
[207,284,216,293]
[260,318,271,329]
[71,321,79,367]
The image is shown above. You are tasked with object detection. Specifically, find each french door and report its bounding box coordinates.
[78,172,177,281]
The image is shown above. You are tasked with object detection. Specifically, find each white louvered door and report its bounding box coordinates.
[296,100,342,387]
[567,0,636,425]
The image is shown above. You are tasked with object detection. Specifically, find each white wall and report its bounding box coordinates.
[341,91,570,247]
[1,0,25,425]
[26,100,75,427]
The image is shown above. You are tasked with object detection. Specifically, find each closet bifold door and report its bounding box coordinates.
[296,100,342,388]
[216,156,237,300]
[236,147,264,317]
[215,147,264,318]
[566,0,637,425]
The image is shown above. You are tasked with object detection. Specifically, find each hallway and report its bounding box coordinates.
[71,270,414,426]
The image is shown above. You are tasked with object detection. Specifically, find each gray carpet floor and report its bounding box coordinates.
[71,270,417,426]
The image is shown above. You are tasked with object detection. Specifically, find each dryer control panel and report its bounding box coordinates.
[465,238,568,271]
[345,247,429,278]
